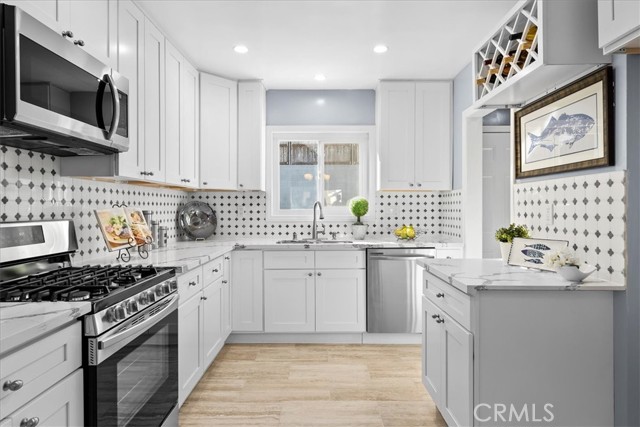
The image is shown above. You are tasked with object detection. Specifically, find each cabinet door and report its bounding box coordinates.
[222,254,232,339]
[315,269,366,332]
[598,0,640,51]
[2,369,83,427]
[237,81,265,190]
[180,61,199,187]
[178,292,203,407]
[264,270,315,332]
[67,0,117,68]
[116,0,145,179]
[435,248,463,259]
[4,1,70,34]
[422,297,443,406]
[415,82,452,190]
[199,73,238,189]
[231,250,263,332]
[164,41,182,185]
[441,312,473,427]
[143,18,165,182]
[202,279,223,368]
[378,81,416,190]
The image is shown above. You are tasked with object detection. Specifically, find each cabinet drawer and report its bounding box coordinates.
[0,322,82,419]
[203,256,224,287]
[264,251,314,269]
[435,248,463,259]
[424,272,471,330]
[315,250,365,269]
[178,267,203,304]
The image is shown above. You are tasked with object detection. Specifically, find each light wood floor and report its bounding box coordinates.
[179,344,447,427]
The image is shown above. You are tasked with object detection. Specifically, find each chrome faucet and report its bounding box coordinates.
[312,201,325,240]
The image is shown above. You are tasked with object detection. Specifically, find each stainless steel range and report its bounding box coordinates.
[0,220,179,427]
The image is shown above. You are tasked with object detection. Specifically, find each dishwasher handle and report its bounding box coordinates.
[368,254,435,261]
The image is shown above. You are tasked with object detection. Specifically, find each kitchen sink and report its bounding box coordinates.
[276,239,353,244]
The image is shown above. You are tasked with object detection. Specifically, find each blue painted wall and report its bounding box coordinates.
[452,63,473,190]
[266,90,375,126]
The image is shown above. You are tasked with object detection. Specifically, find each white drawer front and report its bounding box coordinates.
[315,250,365,269]
[178,267,203,304]
[0,322,82,418]
[264,251,314,269]
[203,256,224,287]
[424,272,471,330]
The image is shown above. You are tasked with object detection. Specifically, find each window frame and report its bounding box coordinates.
[266,126,376,221]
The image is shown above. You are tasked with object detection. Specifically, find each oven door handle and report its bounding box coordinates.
[98,293,179,351]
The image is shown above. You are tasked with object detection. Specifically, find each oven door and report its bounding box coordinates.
[85,294,178,427]
[2,5,129,153]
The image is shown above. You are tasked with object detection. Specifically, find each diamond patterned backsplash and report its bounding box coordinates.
[190,190,464,240]
[513,171,626,284]
[0,146,189,262]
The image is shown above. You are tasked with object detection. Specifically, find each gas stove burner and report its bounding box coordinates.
[110,275,136,288]
[69,290,91,301]
[5,290,23,302]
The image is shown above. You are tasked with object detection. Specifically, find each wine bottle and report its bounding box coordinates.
[508,31,523,41]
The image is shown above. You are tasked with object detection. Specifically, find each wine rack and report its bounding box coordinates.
[472,0,610,106]
[474,0,539,101]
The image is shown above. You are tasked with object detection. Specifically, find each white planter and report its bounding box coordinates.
[351,224,368,240]
[499,242,512,264]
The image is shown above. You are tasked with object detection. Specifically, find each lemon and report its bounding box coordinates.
[399,228,408,239]
[406,226,416,239]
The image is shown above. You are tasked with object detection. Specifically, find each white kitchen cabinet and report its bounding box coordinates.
[264,270,316,332]
[200,73,238,189]
[435,247,463,259]
[67,0,117,68]
[315,269,366,332]
[422,297,443,406]
[2,1,69,33]
[222,254,232,339]
[142,17,166,182]
[378,81,452,191]
[202,279,224,368]
[0,369,83,427]
[231,250,263,332]
[164,42,199,187]
[598,0,640,54]
[237,81,266,190]
[178,291,203,407]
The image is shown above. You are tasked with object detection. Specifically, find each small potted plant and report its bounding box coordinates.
[495,223,530,263]
[547,248,596,282]
[349,196,369,240]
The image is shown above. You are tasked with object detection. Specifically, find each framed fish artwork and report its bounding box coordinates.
[515,66,614,178]
[508,237,569,271]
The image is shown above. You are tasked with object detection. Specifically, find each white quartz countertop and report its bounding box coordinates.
[420,259,626,294]
[0,301,91,356]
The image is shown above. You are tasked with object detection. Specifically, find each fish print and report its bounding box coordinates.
[521,249,545,258]
[524,258,544,264]
[525,243,551,251]
[527,113,595,155]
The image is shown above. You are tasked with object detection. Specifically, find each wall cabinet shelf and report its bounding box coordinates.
[473,0,610,107]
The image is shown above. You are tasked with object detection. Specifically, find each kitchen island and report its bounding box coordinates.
[419,259,623,427]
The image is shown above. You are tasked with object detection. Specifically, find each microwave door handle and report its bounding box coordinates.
[104,74,120,141]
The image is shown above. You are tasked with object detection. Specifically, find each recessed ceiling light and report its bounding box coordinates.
[234,45,248,54]
[373,44,388,54]
[314,74,326,81]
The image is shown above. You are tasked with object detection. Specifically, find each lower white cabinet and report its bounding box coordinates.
[178,290,203,407]
[435,247,463,259]
[264,270,316,332]
[316,269,366,332]
[231,250,263,332]
[202,279,224,367]
[222,254,232,339]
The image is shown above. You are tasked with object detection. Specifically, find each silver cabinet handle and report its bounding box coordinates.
[189,281,197,287]
[436,293,445,298]
[61,30,74,38]
[317,272,322,276]
[3,379,24,391]
[73,39,85,46]
[307,273,313,277]
[20,417,39,427]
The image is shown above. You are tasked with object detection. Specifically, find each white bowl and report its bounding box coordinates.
[556,264,596,282]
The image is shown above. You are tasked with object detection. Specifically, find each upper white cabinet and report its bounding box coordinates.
[378,81,452,191]
[598,0,640,54]
[200,74,238,190]
[473,0,610,107]
[237,81,266,191]
[164,42,199,187]
[3,1,69,33]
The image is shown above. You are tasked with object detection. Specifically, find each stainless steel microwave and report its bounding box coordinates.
[0,4,129,156]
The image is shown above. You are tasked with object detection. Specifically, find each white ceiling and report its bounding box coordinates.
[136,0,518,89]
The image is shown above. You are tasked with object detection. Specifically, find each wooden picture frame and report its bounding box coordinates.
[515,67,614,179]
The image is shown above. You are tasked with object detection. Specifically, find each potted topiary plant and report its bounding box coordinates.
[495,223,530,263]
[349,197,369,240]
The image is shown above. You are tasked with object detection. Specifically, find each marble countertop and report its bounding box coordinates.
[0,301,91,356]
[420,259,626,294]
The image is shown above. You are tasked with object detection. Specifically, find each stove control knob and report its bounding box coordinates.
[105,307,117,322]
[138,292,149,305]
[161,283,171,295]
[169,280,178,291]
[127,299,139,314]
[155,285,165,297]
[114,305,126,321]
[148,291,157,303]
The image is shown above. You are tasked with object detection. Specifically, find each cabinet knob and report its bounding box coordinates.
[188,281,197,287]
[436,318,445,324]
[201,296,208,300]
[224,256,230,260]
[140,171,147,175]
[409,183,414,187]
[308,273,313,277]
[147,171,154,176]
[222,280,228,284]
[20,418,39,427]
[3,379,24,391]
[417,183,422,187]
[239,184,244,188]
[436,292,445,298]
[73,39,85,47]
[203,181,208,186]
[212,269,219,273]
[317,272,322,276]
[431,314,440,319]
[61,30,74,38]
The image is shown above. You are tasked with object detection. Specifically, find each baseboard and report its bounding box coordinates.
[227,332,422,344]
[362,333,421,344]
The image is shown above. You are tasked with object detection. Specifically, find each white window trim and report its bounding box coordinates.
[266,125,376,222]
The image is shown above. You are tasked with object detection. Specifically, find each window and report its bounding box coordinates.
[267,127,373,220]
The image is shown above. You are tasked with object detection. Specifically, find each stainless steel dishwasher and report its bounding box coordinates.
[366,248,436,333]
